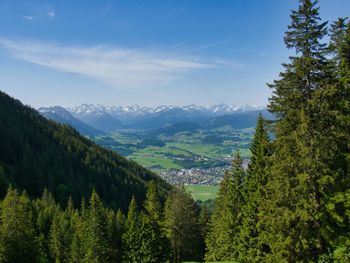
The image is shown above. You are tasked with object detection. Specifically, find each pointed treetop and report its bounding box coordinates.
[284,0,327,57]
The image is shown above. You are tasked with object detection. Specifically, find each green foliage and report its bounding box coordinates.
[205,152,245,261]
[122,196,142,262]
[0,90,171,211]
[139,182,170,262]
[204,1,350,262]
[0,187,126,263]
[259,0,350,262]
[49,210,73,263]
[164,186,204,263]
[0,187,40,262]
[236,114,271,262]
[82,191,110,262]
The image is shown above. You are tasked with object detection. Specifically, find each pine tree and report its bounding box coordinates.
[261,0,335,261]
[139,181,170,263]
[197,203,212,261]
[105,209,120,262]
[237,114,271,262]
[0,187,41,262]
[122,196,142,262]
[313,18,350,260]
[114,209,125,261]
[49,210,73,263]
[164,186,202,263]
[33,188,60,257]
[83,190,110,262]
[69,199,86,263]
[205,152,245,261]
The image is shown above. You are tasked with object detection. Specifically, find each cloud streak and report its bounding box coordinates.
[47,11,55,18]
[0,39,214,88]
[23,6,56,22]
[24,16,35,21]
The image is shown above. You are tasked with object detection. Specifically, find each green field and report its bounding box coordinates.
[93,127,253,170]
[185,185,219,202]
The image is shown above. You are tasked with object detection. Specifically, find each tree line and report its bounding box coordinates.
[0,182,208,263]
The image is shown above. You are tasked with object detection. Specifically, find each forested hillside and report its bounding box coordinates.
[0,91,170,211]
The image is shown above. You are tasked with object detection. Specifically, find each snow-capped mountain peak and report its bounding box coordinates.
[69,103,265,117]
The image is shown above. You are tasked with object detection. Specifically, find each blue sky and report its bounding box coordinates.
[0,0,349,107]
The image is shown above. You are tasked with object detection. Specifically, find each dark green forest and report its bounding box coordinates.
[0,0,349,262]
[0,90,171,212]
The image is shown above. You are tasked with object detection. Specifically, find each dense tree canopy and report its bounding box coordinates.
[0,91,170,211]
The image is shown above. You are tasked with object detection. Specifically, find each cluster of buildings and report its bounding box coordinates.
[155,159,250,185]
[156,167,227,185]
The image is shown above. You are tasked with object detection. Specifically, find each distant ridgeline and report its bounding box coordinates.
[0,91,171,211]
[38,103,272,136]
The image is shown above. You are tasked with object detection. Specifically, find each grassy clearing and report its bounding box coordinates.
[129,154,182,169]
[166,142,223,158]
[185,185,219,202]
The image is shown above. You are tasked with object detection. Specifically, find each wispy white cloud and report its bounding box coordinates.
[0,39,213,88]
[214,59,250,70]
[24,16,35,21]
[48,11,55,18]
[259,50,268,57]
[23,6,56,21]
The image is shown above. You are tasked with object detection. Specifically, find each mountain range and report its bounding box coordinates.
[39,104,270,135]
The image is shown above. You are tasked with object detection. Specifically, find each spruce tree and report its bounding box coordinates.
[33,188,60,257]
[0,187,41,262]
[261,0,336,261]
[105,209,120,262]
[237,114,271,262]
[205,152,245,261]
[49,210,73,263]
[122,196,142,262]
[313,18,350,260]
[164,186,202,263]
[83,190,110,262]
[139,181,170,262]
[197,203,212,261]
[69,197,88,263]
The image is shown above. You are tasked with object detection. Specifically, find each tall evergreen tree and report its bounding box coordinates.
[33,189,60,259]
[122,196,142,262]
[313,18,350,261]
[164,186,202,263]
[197,203,212,261]
[205,152,245,261]
[83,190,110,263]
[67,198,88,263]
[105,209,121,262]
[261,0,344,261]
[0,187,40,262]
[237,114,271,262]
[139,181,170,263]
[49,210,73,263]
